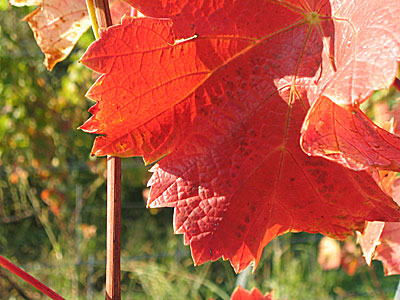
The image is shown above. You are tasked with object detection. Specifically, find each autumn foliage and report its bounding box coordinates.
[9,0,400,281]
[77,0,400,272]
[9,0,132,69]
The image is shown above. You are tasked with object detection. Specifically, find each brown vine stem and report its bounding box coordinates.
[0,255,65,300]
[105,156,121,300]
[89,1,121,299]
[93,0,113,30]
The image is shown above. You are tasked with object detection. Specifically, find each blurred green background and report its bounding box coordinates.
[1,3,400,300]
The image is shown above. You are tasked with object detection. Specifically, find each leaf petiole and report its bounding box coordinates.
[85,0,100,39]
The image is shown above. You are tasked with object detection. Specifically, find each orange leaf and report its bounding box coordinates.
[10,0,132,70]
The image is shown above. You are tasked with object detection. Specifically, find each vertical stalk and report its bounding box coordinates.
[87,1,121,299]
[85,0,100,39]
[93,0,113,29]
[106,156,121,300]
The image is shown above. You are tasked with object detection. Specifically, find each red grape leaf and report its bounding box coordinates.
[358,178,400,275]
[79,1,400,272]
[10,0,132,70]
[366,103,400,195]
[358,221,400,276]
[298,0,400,171]
[357,221,385,266]
[357,108,400,276]
[371,222,400,276]
[301,96,400,172]
[123,0,286,40]
[147,89,400,272]
[124,0,400,107]
[81,1,400,169]
[230,286,276,300]
[80,15,264,162]
[304,1,400,108]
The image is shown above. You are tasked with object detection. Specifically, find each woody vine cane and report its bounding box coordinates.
[86,0,122,299]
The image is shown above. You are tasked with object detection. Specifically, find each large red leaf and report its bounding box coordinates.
[81,1,400,169]
[79,1,400,271]
[148,89,400,272]
[125,0,400,104]
[80,16,263,162]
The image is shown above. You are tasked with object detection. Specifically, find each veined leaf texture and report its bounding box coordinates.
[17,0,400,272]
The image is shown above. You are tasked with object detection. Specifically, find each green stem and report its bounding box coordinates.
[86,0,100,39]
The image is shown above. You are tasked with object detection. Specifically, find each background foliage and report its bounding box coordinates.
[0,4,400,300]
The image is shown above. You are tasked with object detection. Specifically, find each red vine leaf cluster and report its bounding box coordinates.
[79,0,400,272]
[13,0,400,273]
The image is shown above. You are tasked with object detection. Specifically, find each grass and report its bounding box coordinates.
[1,4,400,300]
[3,208,400,299]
